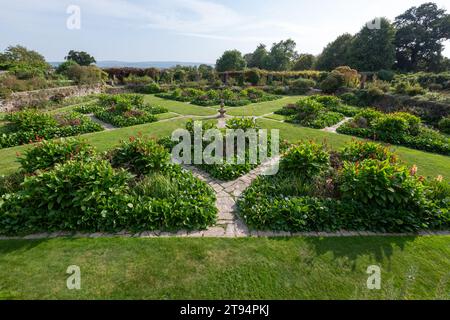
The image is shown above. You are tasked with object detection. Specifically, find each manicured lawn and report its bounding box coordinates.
[258,119,450,178]
[226,96,301,116]
[262,113,287,121]
[155,112,180,120]
[0,236,448,299]
[144,95,217,116]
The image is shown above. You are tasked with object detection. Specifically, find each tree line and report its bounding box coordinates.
[216,2,450,73]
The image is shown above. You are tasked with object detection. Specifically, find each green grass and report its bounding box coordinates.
[262,113,287,121]
[155,112,180,120]
[258,119,450,178]
[144,95,217,116]
[0,236,448,299]
[226,96,301,116]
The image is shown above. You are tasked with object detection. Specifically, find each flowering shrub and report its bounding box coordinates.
[19,138,96,173]
[281,141,330,180]
[108,136,170,175]
[0,111,103,149]
[238,140,450,233]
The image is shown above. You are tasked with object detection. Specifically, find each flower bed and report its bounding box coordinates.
[337,109,450,155]
[0,110,103,149]
[156,87,281,107]
[238,140,450,233]
[0,137,217,235]
[275,95,360,129]
[75,93,168,128]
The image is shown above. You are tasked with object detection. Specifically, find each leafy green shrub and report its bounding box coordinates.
[134,172,179,199]
[226,117,259,130]
[438,117,450,134]
[18,138,96,173]
[281,141,330,180]
[133,166,217,231]
[238,140,449,233]
[377,69,395,82]
[308,112,344,129]
[340,140,396,163]
[373,114,410,143]
[108,136,170,175]
[0,173,24,196]
[73,104,103,114]
[289,78,315,94]
[6,110,57,131]
[0,111,103,149]
[0,160,134,234]
[94,109,157,127]
[320,73,344,93]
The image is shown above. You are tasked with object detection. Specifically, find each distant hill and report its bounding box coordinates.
[49,61,213,69]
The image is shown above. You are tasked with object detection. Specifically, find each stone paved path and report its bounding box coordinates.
[321,117,352,133]
[87,113,117,130]
[183,156,281,237]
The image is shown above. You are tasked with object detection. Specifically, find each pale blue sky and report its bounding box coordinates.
[1,0,449,63]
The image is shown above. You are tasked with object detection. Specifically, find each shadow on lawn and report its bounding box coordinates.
[0,238,55,255]
[299,236,418,270]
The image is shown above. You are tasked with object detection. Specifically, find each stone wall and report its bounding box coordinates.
[0,85,104,112]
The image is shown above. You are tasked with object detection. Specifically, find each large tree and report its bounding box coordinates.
[246,44,269,69]
[266,39,297,71]
[293,53,316,70]
[215,50,246,72]
[349,17,396,71]
[65,50,96,66]
[0,45,50,77]
[394,2,450,72]
[315,34,354,71]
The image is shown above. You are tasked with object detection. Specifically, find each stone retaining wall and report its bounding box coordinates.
[0,85,104,112]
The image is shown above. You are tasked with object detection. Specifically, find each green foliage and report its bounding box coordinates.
[438,117,450,134]
[285,96,348,129]
[0,45,50,79]
[56,60,79,75]
[340,140,397,163]
[281,141,330,179]
[349,18,396,71]
[0,173,24,196]
[394,3,450,72]
[157,87,280,107]
[132,166,217,231]
[66,65,105,85]
[108,136,170,175]
[377,69,395,81]
[320,72,344,93]
[215,50,246,72]
[289,78,315,94]
[0,110,103,149]
[226,117,259,130]
[239,140,449,233]
[65,50,96,66]
[0,160,133,234]
[18,138,96,173]
[293,54,316,71]
[315,34,354,71]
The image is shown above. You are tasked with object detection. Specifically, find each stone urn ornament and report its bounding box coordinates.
[218,99,227,118]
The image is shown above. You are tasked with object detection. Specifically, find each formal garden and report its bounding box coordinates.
[1,1,449,300]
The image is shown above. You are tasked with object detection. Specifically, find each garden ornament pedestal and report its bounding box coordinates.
[218,100,227,118]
